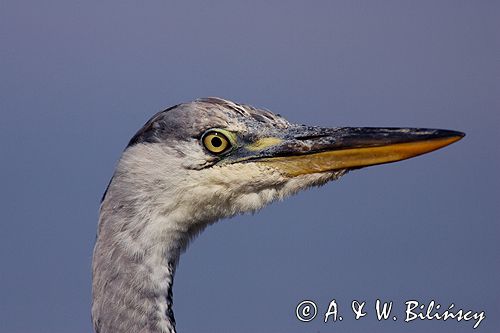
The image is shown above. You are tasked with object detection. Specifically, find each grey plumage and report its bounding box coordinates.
[93,98,297,333]
[92,97,463,333]
[126,97,289,149]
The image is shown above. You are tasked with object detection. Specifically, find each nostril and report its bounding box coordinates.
[295,134,331,141]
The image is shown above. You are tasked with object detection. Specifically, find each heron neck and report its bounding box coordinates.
[92,204,191,333]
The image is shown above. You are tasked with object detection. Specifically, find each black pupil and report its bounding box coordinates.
[211,136,223,147]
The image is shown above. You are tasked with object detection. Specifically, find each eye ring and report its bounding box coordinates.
[202,130,232,154]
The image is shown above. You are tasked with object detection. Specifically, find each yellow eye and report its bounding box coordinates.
[202,131,231,154]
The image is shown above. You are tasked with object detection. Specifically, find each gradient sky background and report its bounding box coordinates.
[1,1,499,332]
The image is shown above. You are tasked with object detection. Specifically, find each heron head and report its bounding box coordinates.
[94,97,464,333]
[106,97,463,228]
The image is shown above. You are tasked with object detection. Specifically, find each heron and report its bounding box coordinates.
[92,97,464,333]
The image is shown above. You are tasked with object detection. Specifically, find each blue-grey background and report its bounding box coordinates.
[1,1,498,332]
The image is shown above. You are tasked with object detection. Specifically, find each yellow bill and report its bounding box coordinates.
[249,127,464,176]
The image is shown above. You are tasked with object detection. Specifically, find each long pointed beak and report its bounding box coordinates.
[253,127,464,176]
